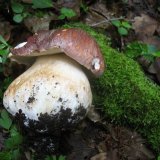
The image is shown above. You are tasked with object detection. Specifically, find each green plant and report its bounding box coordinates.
[58,7,76,20]
[11,0,54,23]
[111,19,132,36]
[124,41,160,61]
[0,35,12,101]
[0,35,10,64]
[0,109,12,130]
[0,110,23,160]
[80,2,88,13]
[11,2,28,23]
[12,1,76,23]
[0,77,13,104]
[45,155,66,160]
[32,0,53,9]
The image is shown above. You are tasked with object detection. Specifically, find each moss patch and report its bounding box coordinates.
[62,23,160,153]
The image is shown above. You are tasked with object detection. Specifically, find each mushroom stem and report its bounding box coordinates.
[3,54,92,121]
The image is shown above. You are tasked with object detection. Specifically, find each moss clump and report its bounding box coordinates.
[62,23,160,153]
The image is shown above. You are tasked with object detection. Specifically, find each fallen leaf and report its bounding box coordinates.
[87,105,101,123]
[83,1,113,28]
[24,14,56,33]
[132,14,160,50]
[133,14,158,37]
[0,20,12,41]
[90,152,107,160]
[67,132,98,160]
[104,126,155,160]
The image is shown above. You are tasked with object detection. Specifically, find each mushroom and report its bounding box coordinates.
[3,28,105,129]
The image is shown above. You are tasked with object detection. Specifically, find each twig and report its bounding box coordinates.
[90,17,124,27]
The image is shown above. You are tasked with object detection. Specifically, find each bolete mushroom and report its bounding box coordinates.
[3,28,105,129]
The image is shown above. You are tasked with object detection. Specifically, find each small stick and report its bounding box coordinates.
[90,17,124,27]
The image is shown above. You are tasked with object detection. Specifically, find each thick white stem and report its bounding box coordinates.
[3,54,92,120]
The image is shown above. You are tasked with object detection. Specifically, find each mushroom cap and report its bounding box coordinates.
[3,54,92,121]
[11,28,105,76]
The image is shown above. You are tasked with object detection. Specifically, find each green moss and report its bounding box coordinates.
[62,23,160,153]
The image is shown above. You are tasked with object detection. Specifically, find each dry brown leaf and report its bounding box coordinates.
[132,14,160,50]
[83,1,113,28]
[133,14,158,37]
[24,15,55,33]
[87,106,101,123]
[90,152,107,160]
[142,36,160,50]
[67,132,98,160]
[0,20,12,41]
[107,126,155,159]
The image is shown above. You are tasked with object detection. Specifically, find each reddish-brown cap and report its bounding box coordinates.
[11,28,105,76]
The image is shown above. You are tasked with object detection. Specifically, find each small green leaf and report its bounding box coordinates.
[0,49,9,55]
[0,47,10,63]
[58,14,65,20]
[0,44,6,49]
[22,12,28,18]
[147,44,157,54]
[2,77,13,90]
[0,57,2,63]
[5,134,23,149]
[153,51,160,57]
[0,35,8,46]
[12,2,24,13]
[32,0,53,9]
[0,110,12,130]
[13,14,23,23]
[0,151,12,160]
[143,54,155,62]
[58,155,66,160]
[111,20,121,27]
[80,3,88,12]
[121,21,132,29]
[118,27,128,36]
[11,149,21,160]
[59,7,76,19]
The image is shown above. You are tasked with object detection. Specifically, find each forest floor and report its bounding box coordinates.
[0,0,160,160]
